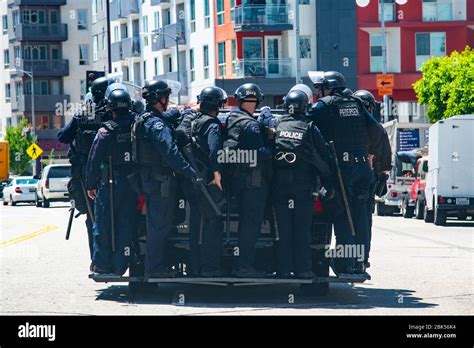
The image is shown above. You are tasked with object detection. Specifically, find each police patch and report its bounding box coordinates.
[153,122,164,131]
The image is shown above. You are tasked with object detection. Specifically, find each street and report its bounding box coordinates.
[0,202,472,316]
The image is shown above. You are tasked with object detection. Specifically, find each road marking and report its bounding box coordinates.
[0,225,58,249]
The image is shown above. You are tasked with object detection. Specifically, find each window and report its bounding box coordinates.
[230,0,235,22]
[243,38,262,59]
[51,80,60,95]
[167,55,172,73]
[300,36,312,59]
[163,9,170,26]
[5,83,11,103]
[300,0,310,4]
[217,0,224,26]
[113,26,119,42]
[102,33,106,51]
[416,32,446,70]
[78,9,87,30]
[2,15,7,34]
[154,57,159,76]
[422,0,453,22]
[370,34,383,72]
[143,60,147,80]
[203,45,209,79]
[143,16,149,46]
[93,35,99,61]
[51,47,60,60]
[204,0,210,28]
[231,39,236,75]
[218,42,226,77]
[378,0,395,22]
[92,0,98,23]
[23,9,46,25]
[79,44,89,65]
[3,49,9,67]
[50,10,58,24]
[190,48,195,82]
[154,11,160,30]
[190,0,196,33]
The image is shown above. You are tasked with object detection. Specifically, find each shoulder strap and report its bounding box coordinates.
[319,96,334,106]
[226,109,255,130]
[103,120,119,132]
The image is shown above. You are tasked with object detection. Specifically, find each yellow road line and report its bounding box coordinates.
[0,225,59,249]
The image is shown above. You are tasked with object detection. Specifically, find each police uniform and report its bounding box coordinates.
[225,106,273,276]
[85,111,137,275]
[58,98,110,260]
[307,93,383,274]
[135,104,197,277]
[273,109,331,277]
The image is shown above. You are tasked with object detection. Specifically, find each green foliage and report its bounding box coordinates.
[413,46,474,123]
[40,149,55,169]
[4,119,37,175]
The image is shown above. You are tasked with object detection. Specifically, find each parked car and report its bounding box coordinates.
[2,177,38,206]
[35,164,72,208]
[0,179,11,199]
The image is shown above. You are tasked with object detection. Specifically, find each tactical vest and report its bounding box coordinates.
[74,103,109,156]
[320,94,369,156]
[224,109,256,150]
[131,112,171,175]
[102,119,133,168]
[174,111,200,148]
[191,113,221,166]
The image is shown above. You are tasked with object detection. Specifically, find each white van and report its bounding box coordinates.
[35,164,72,208]
[424,115,474,225]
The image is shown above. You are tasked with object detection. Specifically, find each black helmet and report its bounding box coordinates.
[234,83,264,103]
[91,77,110,104]
[354,90,377,111]
[142,80,172,104]
[107,89,132,112]
[342,88,354,96]
[324,71,347,90]
[284,90,309,115]
[131,99,145,115]
[197,86,227,110]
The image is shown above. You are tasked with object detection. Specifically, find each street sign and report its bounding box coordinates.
[26,143,43,160]
[377,74,394,88]
[378,86,393,96]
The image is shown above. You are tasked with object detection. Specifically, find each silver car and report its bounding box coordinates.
[2,177,38,206]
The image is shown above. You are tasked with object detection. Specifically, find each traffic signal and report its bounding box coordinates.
[86,70,106,93]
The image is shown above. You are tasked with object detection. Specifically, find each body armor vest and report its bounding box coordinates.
[74,103,109,156]
[191,113,221,166]
[102,119,133,168]
[320,95,369,156]
[224,109,256,150]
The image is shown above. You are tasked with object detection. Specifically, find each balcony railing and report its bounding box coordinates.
[13,24,68,41]
[122,36,141,58]
[234,58,292,78]
[151,0,170,5]
[8,0,66,5]
[151,21,186,51]
[15,94,70,113]
[153,70,188,96]
[14,60,69,77]
[111,41,123,62]
[234,5,293,32]
[110,0,140,21]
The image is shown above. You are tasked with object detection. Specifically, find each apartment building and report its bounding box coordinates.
[357,0,474,122]
[91,0,110,73]
[0,0,11,140]
[5,0,93,157]
[107,0,317,107]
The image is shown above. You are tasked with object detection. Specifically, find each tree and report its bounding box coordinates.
[413,46,474,123]
[4,119,37,175]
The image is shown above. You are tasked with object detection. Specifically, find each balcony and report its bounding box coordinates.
[110,0,140,21]
[234,58,292,79]
[151,0,170,5]
[151,21,186,51]
[233,5,293,32]
[12,23,68,41]
[121,36,141,58]
[153,70,188,96]
[8,0,66,5]
[111,41,123,62]
[15,94,70,113]
[14,60,69,77]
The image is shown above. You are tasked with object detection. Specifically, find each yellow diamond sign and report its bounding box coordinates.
[26,143,43,160]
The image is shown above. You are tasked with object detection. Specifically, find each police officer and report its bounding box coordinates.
[57,77,112,265]
[354,90,392,269]
[306,71,384,275]
[224,83,273,278]
[178,87,227,277]
[273,90,332,278]
[134,80,199,278]
[85,87,137,276]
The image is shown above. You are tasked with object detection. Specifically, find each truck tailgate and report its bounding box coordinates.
[49,178,69,192]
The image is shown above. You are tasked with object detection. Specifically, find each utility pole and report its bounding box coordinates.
[106,0,112,73]
[295,0,302,84]
[380,0,389,123]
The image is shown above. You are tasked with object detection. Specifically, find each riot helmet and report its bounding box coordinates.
[234,83,264,105]
[289,84,313,105]
[342,88,354,96]
[284,90,309,115]
[107,89,132,113]
[142,80,172,106]
[197,86,227,114]
[91,77,110,104]
[354,90,377,112]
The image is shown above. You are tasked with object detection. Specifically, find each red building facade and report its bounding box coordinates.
[357,0,474,103]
